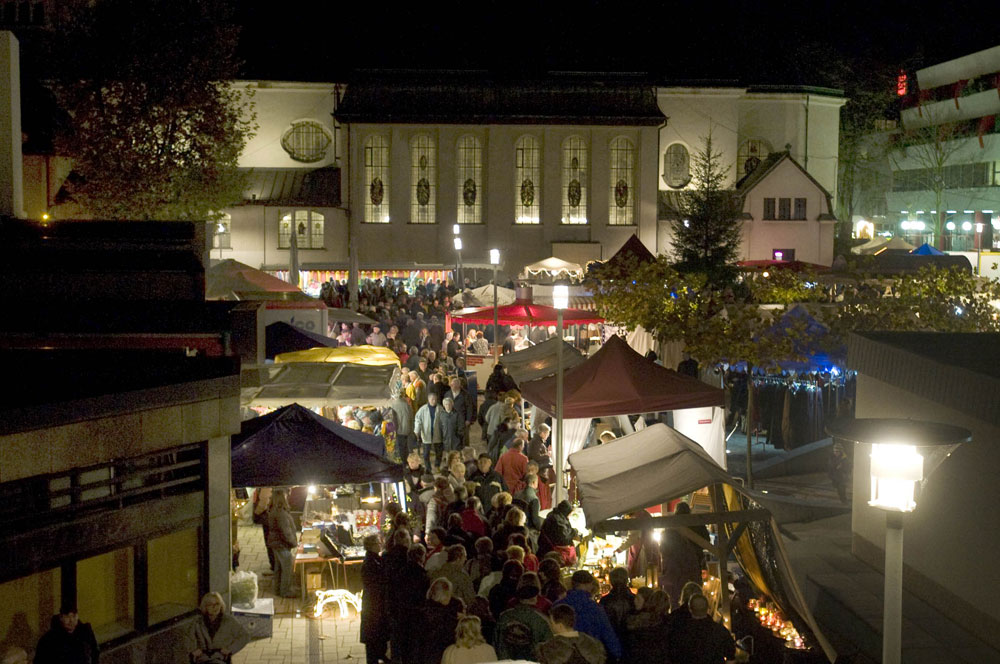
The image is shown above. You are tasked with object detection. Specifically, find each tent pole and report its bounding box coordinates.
[709,484,732,630]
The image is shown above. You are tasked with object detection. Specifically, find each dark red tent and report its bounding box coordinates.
[519,335,723,418]
[450,299,604,326]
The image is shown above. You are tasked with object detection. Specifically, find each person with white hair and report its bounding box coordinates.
[187,592,250,663]
[435,396,464,456]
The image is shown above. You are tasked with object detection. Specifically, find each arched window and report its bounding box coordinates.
[456,135,482,224]
[609,137,636,226]
[514,135,541,224]
[363,135,390,223]
[737,138,771,180]
[281,120,333,163]
[410,134,437,224]
[561,136,588,224]
[279,210,324,249]
[663,143,691,189]
[212,212,232,249]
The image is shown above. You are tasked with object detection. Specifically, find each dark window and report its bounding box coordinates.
[763,198,776,220]
[794,198,807,220]
[778,198,791,220]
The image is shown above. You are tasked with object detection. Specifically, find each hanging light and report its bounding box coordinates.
[361,482,380,504]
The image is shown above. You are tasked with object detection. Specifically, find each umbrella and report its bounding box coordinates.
[206,259,312,301]
[450,300,604,326]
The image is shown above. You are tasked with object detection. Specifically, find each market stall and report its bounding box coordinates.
[519,335,727,468]
[569,424,836,662]
[207,259,312,301]
[521,256,585,281]
[274,344,400,367]
[452,284,517,307]
[499,336,587,385]
[241,361,399,410]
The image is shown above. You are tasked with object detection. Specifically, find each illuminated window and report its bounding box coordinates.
[148,528,200,625]
[410,134,437,224]
[609,136,636,226]
[279,210,324,249]
[737,139,771,180]
[515,135,541,224]
[456,135,482,224]
[561,136,588,224]
[212,213,231,249]
[78,548,134,643]
[364,134,390,223]
[663,143,691,189]
[0,568,60,653]
[280,120,332,163]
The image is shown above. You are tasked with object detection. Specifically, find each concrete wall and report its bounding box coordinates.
[853,375,1000,645]
[217,204,349,269]
[657,88,741,189]
[346,123,657,274]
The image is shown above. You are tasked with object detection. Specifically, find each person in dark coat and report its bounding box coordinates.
[265,489,299,598]
[420,578,466,664]
[668,594,735,664]
[33,605,99,664]
[598,567,635,650]
[485,364,517,395]
[360,535,390,664]
[538,501,577,563]
[488,560,524,622]
[387,541,429,664]
[659,501,707,610]
[624,590,672,664]
[470,454,507,514]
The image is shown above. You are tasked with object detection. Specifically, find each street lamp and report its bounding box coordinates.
[827,418,970,664]
[453,235,463,290]
[490,248,501,363]
[552,281,569,504]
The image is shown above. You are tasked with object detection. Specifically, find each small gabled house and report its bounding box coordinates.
[735,151,838,265]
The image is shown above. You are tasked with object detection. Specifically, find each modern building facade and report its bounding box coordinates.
[888,44,1000,250]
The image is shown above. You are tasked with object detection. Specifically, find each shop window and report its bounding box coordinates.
[0,568,60,654]
[148,528,200,625]
[279,210,324,249]
[213,213,232,250]
[363,134,390,223]
[280,120,333,163]
[793,198,807,220]
[410,134,437,224]
[456,135,483,224]
[778,198,791,220]
[78,548,134,643]
[763,198,776,220]
[663,143,691,189]
[561,136,588,224]
[514,135,541,224]
[609,136,636,226]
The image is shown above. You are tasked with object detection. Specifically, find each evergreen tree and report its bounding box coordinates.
[670,131,743,286]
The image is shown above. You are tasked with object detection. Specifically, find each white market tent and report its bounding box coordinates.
[522,256,585,281]
[453,284,518,307]
[569,423,836,662]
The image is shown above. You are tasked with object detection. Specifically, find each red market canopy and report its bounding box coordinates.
[520,334,723,418]
[450,299,604,327]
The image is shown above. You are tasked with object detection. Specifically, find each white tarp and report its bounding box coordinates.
[671,406,727,468]
[522,256,584,280]
[453,285,517,307]
[568,423,731,525]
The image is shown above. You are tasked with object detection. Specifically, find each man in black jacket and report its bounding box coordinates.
[447,377,475,446]
[470,453,507,514]
[34,605,99,664]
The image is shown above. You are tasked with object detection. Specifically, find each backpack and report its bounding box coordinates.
[499,619,535,660]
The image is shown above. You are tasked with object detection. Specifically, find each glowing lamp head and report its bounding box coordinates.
[552,283,569,310]
[453,237,463,251]
[307,485,317,496]
[946,221,956,231]
[774,251,784,261]
[452,224,460,235]
[962,221,973,232]
[490,248,501,265]
[869,443,923,512]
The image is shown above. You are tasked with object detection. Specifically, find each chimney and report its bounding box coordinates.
[0,31,24,218]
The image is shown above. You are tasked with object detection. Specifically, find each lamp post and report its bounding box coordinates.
[827,418,970,664]
[453,224,463,289]
[552,282,569,504]
[490,248,500,364]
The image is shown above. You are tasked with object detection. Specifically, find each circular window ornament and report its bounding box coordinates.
[419,155,428,170]
[370,178,384,206]
[520,179,535,206]
[615,179,629,208]
[416,178,431,206]
[280,120,333,163]
[568,179,582,208]
[663,143,692,189]
[463,178,477,206]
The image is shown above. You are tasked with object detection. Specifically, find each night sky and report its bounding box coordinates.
[235,0,1000,86]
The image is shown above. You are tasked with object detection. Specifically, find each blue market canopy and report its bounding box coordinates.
[231,403,402,486]
[745,305,845,373]
[265,321,338,360]
[910,243,946,256]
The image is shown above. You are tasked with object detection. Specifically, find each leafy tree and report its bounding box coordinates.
[47,0,255,222]
[670,131,743,287]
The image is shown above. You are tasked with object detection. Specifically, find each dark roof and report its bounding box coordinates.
[849,332,1000,428]
[241,166,341,206]
[335,73,664,126]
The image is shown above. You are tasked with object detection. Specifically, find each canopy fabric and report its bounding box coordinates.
[450,300,604,326]
[569,423,731,524]
[453,284,518,307]
[588,234,655,276]
[872,236,916,253]
[275,345,400,367]
[910,242,945,256]
[522,256,584,279]
[851,237,889,254]
[761,305,846,372]
[206,259,310,300]
[500,336,586,384]
[265,322,337,360]
[231,404,403,486]
[327,308,377,325]
[520,335,723,419]
[242,362,399,408]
